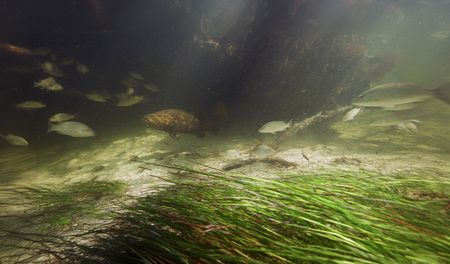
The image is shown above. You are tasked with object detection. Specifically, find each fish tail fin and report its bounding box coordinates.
[433,82,450,105]
[194,129,205,138]
[200,101,228,136]
[47,122,55,134]
[200,121,217,136]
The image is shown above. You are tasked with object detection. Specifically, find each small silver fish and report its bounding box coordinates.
[48,83,63,92]
[49,113,76,123]
[48,121,95,137]
[258,120,292,134]
[76,63,89,74]
[33,77,63,92]
[41,61,64,77]
[126,87,135,95]
[128,72,144,81]
[34,77,56,88]
[396,121,419,132]
[342,108,361,121]
[143,83,161,92]
[85,93,109,103]
[431,30,450,40]
[32,47,50,56]
[15,101,46,109]
[116,95,144,107]
[60,57,75,65]
[0,133,29,146]
[120,77,140,88]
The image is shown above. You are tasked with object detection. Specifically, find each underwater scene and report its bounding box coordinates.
[0,0,449,263]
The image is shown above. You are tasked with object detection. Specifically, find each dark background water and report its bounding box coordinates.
[0,0,449,145]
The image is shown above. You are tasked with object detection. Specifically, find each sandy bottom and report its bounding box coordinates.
[2,100,450,197]
[1,101,450,262]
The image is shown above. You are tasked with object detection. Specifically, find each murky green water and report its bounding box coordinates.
[0,1,449,263]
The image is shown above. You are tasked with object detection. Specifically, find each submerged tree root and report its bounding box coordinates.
[273,106,351,148]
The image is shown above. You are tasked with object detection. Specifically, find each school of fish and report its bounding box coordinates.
[2,47,165,146]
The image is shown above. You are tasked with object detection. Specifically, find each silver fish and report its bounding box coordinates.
[32,47,50,56]
[120,77,140,88]
[34,77,55,88]
[15,101,46,109]
[85,93,109,103]
[0,133,28,146]
[258,120,292,134]
[49,113,76,123]
[343,108,361,121]
[33,77,63,92]
[76,63,89,74]
[48,121,95,137]
[60,57,75,65]
[116,95,144,107]
[126,87,135,95]
[41,61,64,77]
[128,72,144,81]
[431,30,450,40]
[48,83,63,92]
[396,121,419,132]
[143,83,161,92]
[352,83,432,109]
